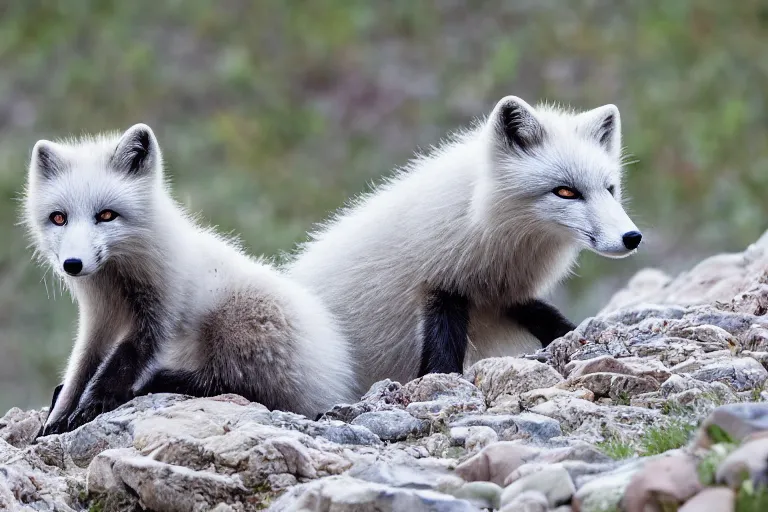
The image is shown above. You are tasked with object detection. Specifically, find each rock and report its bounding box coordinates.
[351,410,428,442]
[499,490,549,512]
[465,357,564,406]
[716,437,768,488]
[566,355,635,378]
[529,396,661,441]
[8,230,768,511]
[0,407,46,448]
[597,268,673,315]
[88,448,248,512]
[454,442,540,486]
[500,466,575,509]
[449,412,561,443]
[679,487,735,512]
[449,426,498,452]
[402,373,484,406]
[621,453,702,512]
[270,475,478,511]
[449,481,503,509]
[696,403,768,448]
[569,372,660,400]
[690,357,768,392]
[572,461,644,512]
[347,460,463,491]
[520,387,596,409]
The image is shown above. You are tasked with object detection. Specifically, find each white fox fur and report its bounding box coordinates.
[23,124,356,433]
[287,96,641,392]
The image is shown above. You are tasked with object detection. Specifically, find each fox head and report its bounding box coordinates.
[483,96,641,258]
[24,123,163,278]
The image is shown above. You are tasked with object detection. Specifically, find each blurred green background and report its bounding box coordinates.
[1,1,767,412]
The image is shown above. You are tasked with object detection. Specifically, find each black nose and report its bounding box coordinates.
[63,258,83,276]
[622,231,642,250]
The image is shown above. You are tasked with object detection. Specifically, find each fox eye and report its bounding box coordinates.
[49,211,67,226]
[552,186,582,199]
[96,209,119,223]
[607,185,616,196]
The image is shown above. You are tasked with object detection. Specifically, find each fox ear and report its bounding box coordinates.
[576,104,621,159]
[111,123,159,177]
[30,140,66,180]
[491,96,545,155]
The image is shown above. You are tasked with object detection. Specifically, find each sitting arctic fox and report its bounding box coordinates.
[24,123,357,435]
[287,96,642,393]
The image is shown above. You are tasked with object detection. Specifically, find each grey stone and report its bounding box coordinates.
[691,357,768,391]
[500,466,575,508]
[351,410,428,442]
[449,481,502,509]
[449,412,561,443]
[270,475,479,512]
[465,357,564,406]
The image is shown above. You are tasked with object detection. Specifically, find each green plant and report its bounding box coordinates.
[597,436,636,460]
[639,420,697,456]
[698,443,737,486]
[736,480,768,512]
[614,392,631,406]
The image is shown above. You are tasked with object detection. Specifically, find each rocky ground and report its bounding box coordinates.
[5,232,768,511]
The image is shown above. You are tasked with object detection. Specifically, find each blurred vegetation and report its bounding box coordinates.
[0,1,767,411]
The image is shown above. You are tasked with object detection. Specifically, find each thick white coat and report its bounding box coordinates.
[287,96,640,392]
[23,125,357,427]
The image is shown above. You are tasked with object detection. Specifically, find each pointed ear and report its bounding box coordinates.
[30,140,67,180]
[576,104,621,159]
[491,95,545,155]
[110,123,159,177]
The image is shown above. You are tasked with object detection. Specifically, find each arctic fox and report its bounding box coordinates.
[287,96,642,392]
[24,123,357,435]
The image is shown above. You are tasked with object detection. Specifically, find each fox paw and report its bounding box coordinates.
[66,390,129,431]
[39,416,69,438]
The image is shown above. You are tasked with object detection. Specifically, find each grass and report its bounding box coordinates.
[737,480,768,512]
[639,419,697,456]
[698,443,738,486]
[597,436,636,460]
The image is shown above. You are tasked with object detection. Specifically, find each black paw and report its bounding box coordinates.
[38,415,69,438]
[66,390,129,431]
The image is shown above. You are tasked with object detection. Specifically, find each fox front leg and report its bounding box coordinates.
[506,299,576,348]
[67,319,166,430]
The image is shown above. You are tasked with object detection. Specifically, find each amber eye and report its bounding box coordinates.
[552,187,582,199]
[49,211,67,226]
[96,209,119,222]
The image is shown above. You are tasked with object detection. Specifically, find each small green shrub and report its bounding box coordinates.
[639,420,697,456]
[736,480,768,512]
[597,436,636,460]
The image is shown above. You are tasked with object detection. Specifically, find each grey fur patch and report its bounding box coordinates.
[110,125,154,176]
[196,291,308,412]
[497,99,545,155]
[35,144,67,180]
